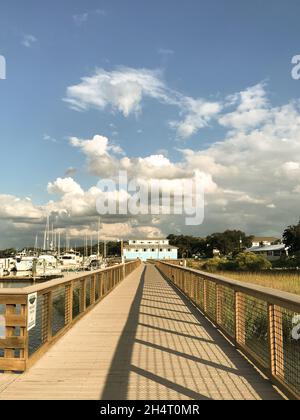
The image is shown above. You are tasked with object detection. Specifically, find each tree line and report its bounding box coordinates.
[1,220,300,260]
[168,221,300,259]
[167,231,253,258]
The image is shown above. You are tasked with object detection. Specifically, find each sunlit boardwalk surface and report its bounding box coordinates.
[0,264,282,400]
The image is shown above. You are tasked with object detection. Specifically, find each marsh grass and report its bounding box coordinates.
[219,271,300,296]
[187,260,300,295]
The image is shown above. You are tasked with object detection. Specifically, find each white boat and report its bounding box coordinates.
[14,255,35,276]
[35,255,62,277]
[59,250,83,270]
[82,254,104,270]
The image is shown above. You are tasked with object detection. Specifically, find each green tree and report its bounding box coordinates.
[167,235,206,258]
[283,221,300,255]
[0,248,16,258]
[203,252,271,272]
[206,230,253,257]
[234,252,272,271]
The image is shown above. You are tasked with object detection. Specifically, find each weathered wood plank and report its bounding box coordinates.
[0,358,26,371]
[0,296,27,305]
[4,315,26,327]
[0,337,25,348]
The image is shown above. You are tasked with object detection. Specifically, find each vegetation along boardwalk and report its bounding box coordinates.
[0,264,283,400]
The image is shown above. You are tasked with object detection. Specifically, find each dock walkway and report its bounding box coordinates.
[0,264,282,400]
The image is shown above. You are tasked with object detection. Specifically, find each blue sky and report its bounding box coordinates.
[0,0,300,246]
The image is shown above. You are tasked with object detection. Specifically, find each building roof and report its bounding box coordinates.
[125,244,178,250]
[251,236,280,243]
[128,238,168,241]
[247,244,287,252]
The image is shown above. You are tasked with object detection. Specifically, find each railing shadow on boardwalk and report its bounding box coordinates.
[100,264,281,400]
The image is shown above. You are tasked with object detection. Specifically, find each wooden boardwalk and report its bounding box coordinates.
[0,264,282,400]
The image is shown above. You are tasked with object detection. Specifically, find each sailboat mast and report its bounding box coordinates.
[58,231,61,256]
[34,234,38,253]
[97,218,100,257]
[43,214,50,250]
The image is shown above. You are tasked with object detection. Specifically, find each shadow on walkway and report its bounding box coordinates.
[100,264,281,401]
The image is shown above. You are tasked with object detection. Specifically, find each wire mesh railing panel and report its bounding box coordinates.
[275,307,300,396]
[52,286,66,337]
[195,276,204,310]
[218,285,235,338]
[72,281,81,320]
[242,295,269,367]
[28,294,46,357]
[206,280,217,321]
[95,274,101,301]
[86,277,91,308]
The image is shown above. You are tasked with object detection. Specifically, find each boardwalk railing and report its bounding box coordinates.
[0,260,141,372]
[156,261,300,400]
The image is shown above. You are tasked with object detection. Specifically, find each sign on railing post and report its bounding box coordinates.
[27,292,37,331]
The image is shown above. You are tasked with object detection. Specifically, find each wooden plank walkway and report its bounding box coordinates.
[0,264,282,400]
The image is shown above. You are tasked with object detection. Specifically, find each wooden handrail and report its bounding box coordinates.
[155,260,300,400]
[0,262,137,295]
[0,260,141,373]
[156,261,300,312]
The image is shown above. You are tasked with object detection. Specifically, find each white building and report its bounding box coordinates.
[251,236,280,247]
[124,239,178,262]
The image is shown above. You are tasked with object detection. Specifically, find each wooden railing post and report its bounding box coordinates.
[20,303,28,363]
[80,279,86,313]
[100,273,104,298]
[65,282,73,325]
[204,280,208,313]
[268,304,284,379]
[91,275,96,305]
[122,263,126,281]
[235,292,246,346]
[4,304,15,361]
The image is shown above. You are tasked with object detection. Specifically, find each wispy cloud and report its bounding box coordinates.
[158,48,175,56]
[95,9,107,17]
[73,12,89,26]
[64,66,221,139]
[73,9,107,26]
[21,34,37,48]
[43,134,58,144]
[65,167,77,177]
